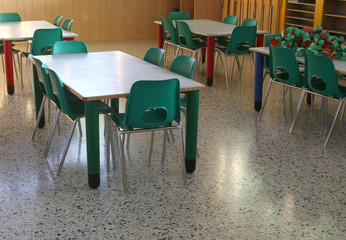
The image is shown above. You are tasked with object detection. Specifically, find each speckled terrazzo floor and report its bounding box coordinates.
[0,39,345,239]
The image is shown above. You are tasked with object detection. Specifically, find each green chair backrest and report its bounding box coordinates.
[170,55,195,79]
[242,18,258,27]
[31,28,63,55]
[44,65,82,120]
[226,26,256,54]
[143,47,165,67]
[223,15,238,25]
[304,53,344,99]
[53,16,63,27]
[269,46,303,87]
[61,19,74,31]
[161,17,179,45]
[176,21,200,50]
[30,54,56,103]
[169,11,191,20]
[0,13,21,22]
[52,41,88,55]
[122,79,181,129]
[264,33,282,70]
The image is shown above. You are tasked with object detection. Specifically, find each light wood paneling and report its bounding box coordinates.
[194,0,222,21]
[0,0,167,41]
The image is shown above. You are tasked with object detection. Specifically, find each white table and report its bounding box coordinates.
[156,19,267,86]
[0,20,78,95]
[35,51,205,188]
[250,47,346,111]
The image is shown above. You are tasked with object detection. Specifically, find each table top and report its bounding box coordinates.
[155,19,267,37]
[35,51,205,101]
[251,47,346,75]
[0,21,78,40]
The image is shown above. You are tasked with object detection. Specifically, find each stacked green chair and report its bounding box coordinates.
[143,47,165,67]
[176,21,206,71]
[53,16,63,27]
[169,11,191,20]
[0,13,22,88]
[214,25,256,88]
[161,17,180,62]
[110,79,187,193]
[43,65,113,176]
[289,53,346,148]
[21,28,63,95]
[61,19,74,31]
[258,46,304,122]
[52,41,88,55]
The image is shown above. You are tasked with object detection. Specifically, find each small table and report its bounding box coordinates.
[250,47,346,111]
[155,19,267,86]
[0,21,78,95]
[35,51,205,189]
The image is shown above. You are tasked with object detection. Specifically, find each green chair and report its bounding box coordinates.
[169,11,191,20]
[21,28,63,95]
[143,47,165,67]
[289,53,346,148]
[52,41,88,55]
[212,15,239,46]
[161,17,180,61]
[61,19,74,31]
[0,13,22,88]
[110,79,186,193]
[242,18,258,27]
[258,46,304,122]
[214,25,256,88]
[44,65,113,176]
[176,21,206,71]
[263,33,282,78]
[53,16,63,27]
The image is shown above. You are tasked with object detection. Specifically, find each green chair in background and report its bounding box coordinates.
[169,11,191,20]
[53,16,63,27]
[44,66,113,176]
[161,17,180,62]
[110,79,186,193]
[143,47,165,67]
[263,33,282,78]
[52,41,88,55]
[61,19,74,31]
[0,12,21,22]
[176,21,206,71]
[258,46,304,122]
[212,15,239,47]
[214,26,257,88]
[289,53,346,148]
[242,18,258,27]
[21,28,63,95]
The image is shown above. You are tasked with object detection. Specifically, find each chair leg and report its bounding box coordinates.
[324,101,343,148]
[32,95,46,140]
[117,129,128,193]
[289,90,306,134]
[44,109,61,156]
[222,54,229,88]
[237,55,245,82]
[161,130,168,167]
[282,85,286,118]
[27,59,35,96]
[228,55,236,87]
[340,101,345,121]
[213,51,219,76]
[126,133,130,150]
[148,131,155,167]
[258,80,273,121]
[77,119,82,137]
[1,55,4,73]
[56,118,79,176]
[178,126,187,185]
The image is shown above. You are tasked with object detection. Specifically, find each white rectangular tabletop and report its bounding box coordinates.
[35,51,205,101]
[251,47,346,75]
[0,21,78,40]
[155,19,267,37]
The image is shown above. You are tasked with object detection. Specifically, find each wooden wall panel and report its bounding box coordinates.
[0,0,167,41]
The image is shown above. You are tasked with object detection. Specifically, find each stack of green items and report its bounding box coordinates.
[269,26,346,61]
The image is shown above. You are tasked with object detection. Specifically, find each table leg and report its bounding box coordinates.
[32,65,45,128]
[206,37,215,86]
[256,34,264,47]
[158,25,164,48]
[4,40,14,95]
[254,52,265,111]
[85,101,100,189]
[185,90,199,173]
